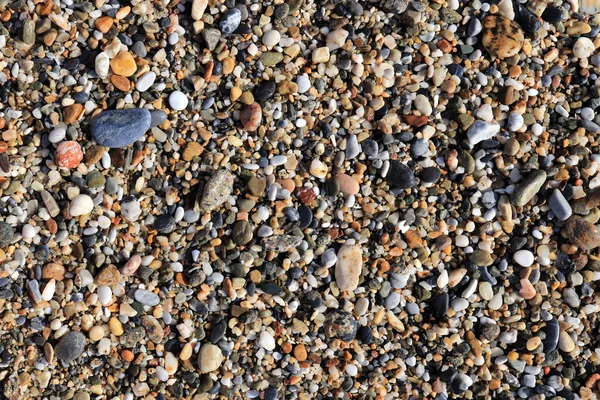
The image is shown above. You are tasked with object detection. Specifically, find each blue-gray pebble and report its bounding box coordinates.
[92,109,151,148]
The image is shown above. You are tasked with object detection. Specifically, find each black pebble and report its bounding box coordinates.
[421,167,441,183]
[254,80,276,101]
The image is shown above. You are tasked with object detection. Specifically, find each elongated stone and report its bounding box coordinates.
[543,318,559,353]
[511,170,546,206]
[198,170,234,211]
[549,189,572,221]
[91,109,151,148]
[335,244,363,291]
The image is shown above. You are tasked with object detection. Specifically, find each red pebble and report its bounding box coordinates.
[297,187,316,204]
[56,141,83,169]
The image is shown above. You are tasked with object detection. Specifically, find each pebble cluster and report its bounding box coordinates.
[3,0,600,398]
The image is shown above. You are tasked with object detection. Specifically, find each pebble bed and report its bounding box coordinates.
[3,0,600,399]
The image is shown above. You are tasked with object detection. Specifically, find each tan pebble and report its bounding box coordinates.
[109,317,124,336]
[89,326,105,342]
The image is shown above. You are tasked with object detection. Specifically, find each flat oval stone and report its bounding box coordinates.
[92,109,151,148]
[511,170,547,207]
[55,331,86,362]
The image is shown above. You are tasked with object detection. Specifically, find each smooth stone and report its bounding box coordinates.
[149,110,167,128]
[134,289,160,306]
[92,109,151,148]
[385,160,415,189]
[169,91,188,111]
[432,293,449,319]
[511,170,547,206]
[220,8,241,34]
[345,135,360,159]
[55,331,86,362]
[467,120,500,145]
[254,81,276,102]
[335,244,363,291]
[574,37,595,58]
[468,18,482,36]
[198,344,223,372]
[507,113,524,131]
[336,174,360,195]
[543,318,559,353]
[558,331,576,352]
[470,249,493,266]
[262,235,302,252]
[482,15,524,59]
[258,330,276,350]
[549,189,572,221]
[136,71,156,92]
[514,2,542,34]
[70,195,94,216]
[513,250,534,267]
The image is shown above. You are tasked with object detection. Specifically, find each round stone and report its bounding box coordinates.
[56,141,83,168]
[169,91,189,111]
[70,195,94,216]
[197,344,223,372]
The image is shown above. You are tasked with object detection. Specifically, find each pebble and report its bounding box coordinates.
[574,37,596,59]
[198,344,224,372]
[169,91,188,111]
[91,109,151,148]
[549,189,572,221]
[70,195,94,216]
[513,250,534,267]
[241,103,262,131]
[220,8,242,34]
[385,160,415,189]
[134,289,160,306]
[467,121,500,145]
[511,170,547,207]
[334,244,363,291]
[136,71,156,92]
[55,141,83,169]
[258,330,276,350]
[199,169,234,211]
[54,331,86,362]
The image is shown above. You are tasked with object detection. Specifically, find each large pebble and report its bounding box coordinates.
[482,15,524,59]
[199,169,234,211]
[574,37,595,59]
[335,244,363,291]
[169,91,188,111]
[220,8,241,34]
[240,103,262,131]
[467,120,500,145]
[198,344,223,372]
[511,170,546,207]
[70,195,94,216]
[92,109,151,148]
[385,160,415,189]
[55,331,86,362]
